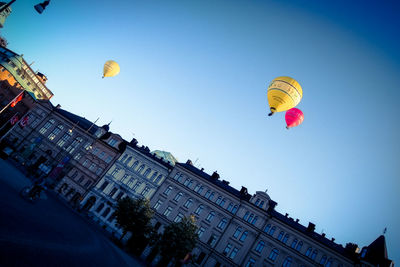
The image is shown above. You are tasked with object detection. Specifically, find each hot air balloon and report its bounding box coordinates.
[285,108,304,129]
[267,76,303,116]
[102,60,120,78]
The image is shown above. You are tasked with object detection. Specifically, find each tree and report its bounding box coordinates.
[156,216,198,267]
[114,197,155,255]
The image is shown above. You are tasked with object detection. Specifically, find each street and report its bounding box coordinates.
[0,159,143,267]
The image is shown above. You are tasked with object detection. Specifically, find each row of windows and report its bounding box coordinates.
[172,172,239,214]
[115,158,164,184]
[243,212,258,225]
[82,159,104,175]
[112,168,163,188]
[99,180,151,199]
[70,171,92,188]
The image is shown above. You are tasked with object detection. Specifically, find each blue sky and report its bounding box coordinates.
[3,0,399,261]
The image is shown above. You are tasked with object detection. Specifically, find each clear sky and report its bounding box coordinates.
[3,0,399,261]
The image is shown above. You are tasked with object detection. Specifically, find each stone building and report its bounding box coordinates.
[81,140,173,236]
[148,160,393,267]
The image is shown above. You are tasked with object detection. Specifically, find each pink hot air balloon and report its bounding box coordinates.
[285,108,304,129]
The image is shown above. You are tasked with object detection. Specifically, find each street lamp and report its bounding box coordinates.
[0,0,50,14]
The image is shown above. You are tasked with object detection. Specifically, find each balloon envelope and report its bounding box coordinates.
[103,60,120,78]
[267,76,303,115]
[285,108,304,129]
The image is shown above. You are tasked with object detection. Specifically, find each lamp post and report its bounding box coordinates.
[0,0,50,14]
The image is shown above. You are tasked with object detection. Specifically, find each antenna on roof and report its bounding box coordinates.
[86,117,99,133]
[383,227,387,235]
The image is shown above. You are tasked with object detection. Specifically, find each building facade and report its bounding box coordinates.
[81,141,173,236]
[148,160,393,267]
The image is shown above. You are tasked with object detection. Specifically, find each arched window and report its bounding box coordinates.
[259,201,264,208]
[155,175,163,184]
[264,224,271,233]
[217,218,228,230]
[101,207,110,218]
[311,250,318,260]
[125,156,132,164]
[239,231,248,242]
[232,205,238,214]
[320,255,327,265]
[184,178,191,186]
[282,256,292,267]
[216,196,222,205]
[95,203,104,213]
[296,241,303,251]
[151,171,158,180]
[291,238,298,248]
[277,231,284,241]
[120,154,128,162]
[205,190,211,199]
[227,203,233,212]
[243,211,249,221]
[268,248,279,262]
[282,234,289,244]
[194,205,204,215]
[143,168,151,177]
[233,227,242,238]
[255,199,260,206]
[305,247,312,257]
[255,240,265,253]
[208,192,215,201]
[131,160,139,169]
[173,192,183,201]
[219,198,226,207]
[269,226,276,236]
[137,164,145,173]
[205,211,215,222]
[326,258,333,267]
[251,216,258,225]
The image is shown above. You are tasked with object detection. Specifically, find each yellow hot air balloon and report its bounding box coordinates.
[102,60,120,78]
[267,76,303,116]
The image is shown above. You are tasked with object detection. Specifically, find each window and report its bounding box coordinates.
[269,226,276,236]
[197,227,205,238]
[326,258,333,267]
[105,156,112,163]
[95,203,104,213]
[173,172,180,180]
[255,240,265,253]
[296,241,303,251]
[120,174,128,183]
[268,248,279,262]
[143,168,151,177]
[183,179,191,186]
[92,147,99,155]
[83,141,92,150]
[311,250,318,260]
[259,201,264,208]
[115,192,124,201]
[111,168,120,176]
[163,186,172,196]
[155,175,163,184]
[56,132,72,147]
[125,156,132,164]
[150,172,158,181]
[216,196,222,205]
[282,256,292,267]
[107,212,116,222]
[71,171,78,179]
[251,216,258,225]
[137,164,145,173]
[305,247,312,257]
[282,234,289,244]
[108,138,117,146]
[255,199,260,206]
[101,208,111,218]
[205,211,215,222]
[231,205,238,214]
[320,255,327,265]
[96,168,103,175]
[108,188,117,197]
[194,205,204,215]
[239,231,248,242]
[66,137,83,154]
[291,239,298,249]
[227,203,233,212]
[217,218,227,230]
[183,198,193,208]
[78,175,84,184]
[245,258,256,267]
[223,243,232,255]
[131,161,139,169]
[196,252,206,264]
[39,119,55,134]
[153,200,162,210]
[243,212,249,221]
[120,154,128,162]
[247,214,254,223]
[207,234,217,247]
[205,190,211,199]
[163,206,173,217]
[132,181,141,191]
[208,192,215,201]
[174,213,184,223]
[264,224,271,233]
[84,180,92,188]
[83,159,90,167]
[219,198,226,207]
[89,163,96,171]
[141,186,150,197]
[173,192,183,201]
[99,181,109,191]
[127,178,135,187]
[229,247,238,259]
[233,227,242,238]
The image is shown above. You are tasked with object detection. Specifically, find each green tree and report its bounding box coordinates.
[156,216,198,267]
[114,197,155,255]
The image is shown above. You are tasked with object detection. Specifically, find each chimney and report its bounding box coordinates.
[144,146,150,152]
[331,238,335,242]
[239,186,248,196]
[267,200,277,211]
[307,222,315,232]
[222,180,230,185]
[295,219,299,223]
[186,159,193,165]
[130,138,138,146]
[55,104,61,109]
[211,171,219,180]
[36,72,47,84]
[200,168,204,171]
[285,213,288,217]
[322,233,326,238]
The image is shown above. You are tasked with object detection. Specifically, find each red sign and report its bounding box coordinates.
[10,114,19,125]
[19,115,29,128]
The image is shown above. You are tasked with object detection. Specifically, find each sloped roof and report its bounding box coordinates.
[54,108,99,135]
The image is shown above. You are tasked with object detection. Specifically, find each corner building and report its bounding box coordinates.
[150,160,393,267]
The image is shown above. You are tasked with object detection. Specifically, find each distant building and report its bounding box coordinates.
[81,140,173,236]
[0,2,12,28]
[146,160,394,267]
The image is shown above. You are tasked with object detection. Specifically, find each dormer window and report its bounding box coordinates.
[108,138,117,146]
